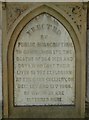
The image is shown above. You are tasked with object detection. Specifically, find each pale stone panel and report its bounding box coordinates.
[14,13,75,106]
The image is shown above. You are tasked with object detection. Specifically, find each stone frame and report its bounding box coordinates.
[2,3,87,118]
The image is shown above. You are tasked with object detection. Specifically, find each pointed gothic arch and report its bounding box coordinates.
[3,4,85,118]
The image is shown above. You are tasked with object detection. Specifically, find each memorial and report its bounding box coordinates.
[2,2,87,118]
[14,13,75,106]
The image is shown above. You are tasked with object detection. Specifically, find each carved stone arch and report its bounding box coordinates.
[8,4,81,73]
[6,3,85,118]
[8,4,81,49]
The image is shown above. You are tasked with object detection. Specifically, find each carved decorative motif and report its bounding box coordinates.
[6,3,30,30]
[6,3,86,33]
[55,3,86,33]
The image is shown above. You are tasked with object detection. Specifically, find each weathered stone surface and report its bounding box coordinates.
[2,3,87,118]
[14,13,75,106]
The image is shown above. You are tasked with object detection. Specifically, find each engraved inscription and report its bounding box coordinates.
[14,14,75,106]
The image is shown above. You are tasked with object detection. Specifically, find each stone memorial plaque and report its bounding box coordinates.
[14,13,75,106]
[2,3,87,118]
